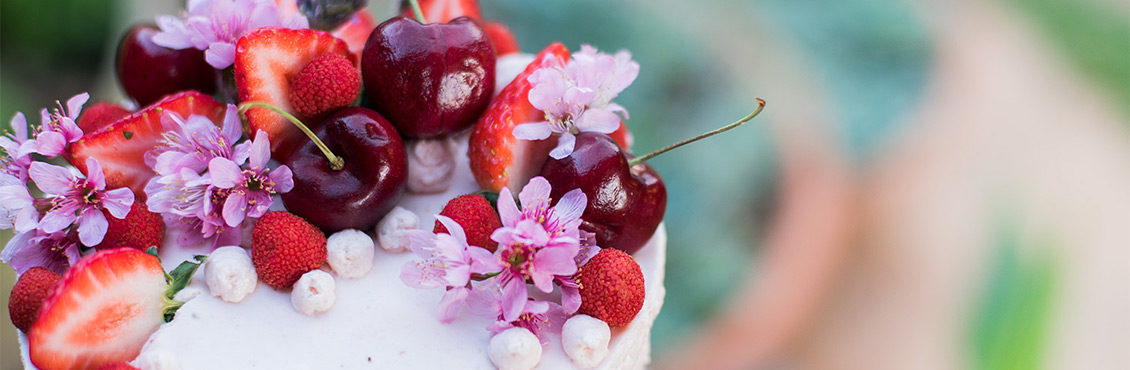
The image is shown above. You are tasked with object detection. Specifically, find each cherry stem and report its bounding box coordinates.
[628,98,766,167]
[237,102,345,171]
[407,0,427,24]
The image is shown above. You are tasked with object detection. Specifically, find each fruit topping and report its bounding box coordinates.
[77,103,132,135]
[7,267,61,333]
[575,248,645,327]
[288,53,361,118]
[93,202,165,251]
[116,24,219,106]
[434,194,502,252]
[251,211,328,289]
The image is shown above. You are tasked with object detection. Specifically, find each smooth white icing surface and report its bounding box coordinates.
[18,134,666,370]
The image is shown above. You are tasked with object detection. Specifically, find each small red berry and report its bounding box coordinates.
[95,202,165,251]
[576,248,645,327]
[252,211,328,289]
[8,267,62,333]
[77,102,132,134]
[288,53,360,118]
[434,194,502,252]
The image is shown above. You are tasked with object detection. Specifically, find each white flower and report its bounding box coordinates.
[488,327,542,370]
[326,229,374,279]
[291,270,335,316]
[562,314,611,368]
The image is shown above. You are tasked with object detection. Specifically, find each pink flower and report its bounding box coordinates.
[30,159,134,246]
[31,93,88,157]
[470,285,567,342]
[208,130,293,227]
[149,105,247,174]
[153,0,309,69]
[1,113,37,182]
[401,215,498,323]
[514,45,639,159]
[1,229,81,275]
[0,174,39,233]
[497,176,586,242]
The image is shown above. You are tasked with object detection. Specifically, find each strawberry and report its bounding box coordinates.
[483,22,519,56]
[8,267,61,333]
[469,43,570,192]
[77,102,132,134]
[289,53,361,118]
[97,362,139,370]
[608,121,633,152]
[235,27,355,161]
[402,0,483,23]
[433,194,502,252]
[94,202,165,251]
[331,10,377,56]
[575,248,645,328]
[69,91,224,196]
[28,249,168,369]
[252,211,328,289]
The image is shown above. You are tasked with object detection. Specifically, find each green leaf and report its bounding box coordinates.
[475,191,501,210]
[162,255,208,322]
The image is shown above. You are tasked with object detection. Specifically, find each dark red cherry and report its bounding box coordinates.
[540,133,667,254]
[281,107,407,231]
[360,16,495,139]
[115,24,219,106]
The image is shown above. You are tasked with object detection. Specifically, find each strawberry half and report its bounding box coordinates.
[69,91,224,196]
[402,0,483,23]
[28,249,166,370]
[235,27,355,160]
[483,21,519,56]
[331,10,376,56]
[469,43,569,192]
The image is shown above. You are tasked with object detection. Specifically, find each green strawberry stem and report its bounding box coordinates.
[407,0,427,24]
[238,102,345,171]
[628,98,766,168]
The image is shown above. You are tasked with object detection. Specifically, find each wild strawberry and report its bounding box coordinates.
[434,194,502,252]
[68,91,225,195]
[77,102,131,134]
[94,202,165,251]
[576,248,645,327]
[29,249,170,369]
[252,211,328,289]
[289,53,360,118]
[7,267,61,333]
[235,27,354,160]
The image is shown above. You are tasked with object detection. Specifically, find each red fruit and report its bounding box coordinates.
[94,202,165,251]
[469,42,569,192]
[29,249,168,370]
[235,27,355,161]
[8,267,61,333]
[483,22,519,56]
[289,53,361,118]
[98,362,139,370]
[608,121,633,152]
[69,91,225,195]
[576,248,645,327]
[252,211,328,289]
[433,194,502,252]
[77,103,132,134]
[332,10,377,56]
[402,0,483,23]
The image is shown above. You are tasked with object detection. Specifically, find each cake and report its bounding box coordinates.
[3,1,690,369]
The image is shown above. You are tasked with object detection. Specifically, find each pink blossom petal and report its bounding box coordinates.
[560,285,581,314]
[518,177,552,210]
[497,187,520,226]
[205,42,237,69]
[222,191,247,227]
[28,162,74,194]
[208,158,243,189]
[512,122,552,141]
[500,278,528,322]
[468,246,501,274]
[14,207,39,233]
[548,133,576,159]
[434,215,467,243]
[65,93,89,120]
[77,207,109,246]
[437,287,469,324]
[245,191,274,219]
[153,16,194,49]
[221,105,242,144]
[575,108,621,134]
[58,118,84,142]
[10,112,27,140]
[553,189,587,225]
[269,165,294,193]
[101,188,135,219]
[84,158,106,189]
[0,185,33,208]
[37,207,75,233]
[533,246,580,277]
[406,229,438,258]
[34,131,66,157]
[249,130,271,169]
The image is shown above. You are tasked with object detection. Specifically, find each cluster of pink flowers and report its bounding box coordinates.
[0,93,136,274]
[154,0,309,69]
[513,45,640,159]
[401,177,598,341]
[144,106,293,248]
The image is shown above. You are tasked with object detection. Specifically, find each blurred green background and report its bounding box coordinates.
[2,0,1127,368]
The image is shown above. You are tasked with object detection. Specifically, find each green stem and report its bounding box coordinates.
[407,0,427,24]
[238,102,345,171]
[628,98,766,167]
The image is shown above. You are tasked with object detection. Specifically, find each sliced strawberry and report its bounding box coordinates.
[77,103,132,135]
[608,121,633,152]
[331,10,376,56]
[483,21,519,56]
[402,0,482,23]
[235,27,355,160]
[69,91,224,196]
[29,248,167,370]
[469,43,570,192]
